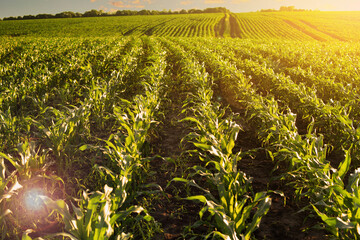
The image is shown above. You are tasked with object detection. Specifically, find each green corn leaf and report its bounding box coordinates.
[193,142,212,151]
[205,230,233,240]
[79,144,88,151]
[244,196,271,240]
[186,195,208,204]
[110,205,144,224]
[167,177,189,188]
[84,194,102,235]
[0,152,20,170]
[226,126,240,154]
[0,209,11,221]
[234,197,248,224]
[0,158,5,180]
[180,117,203,126]
[103,139,118,152]
[312,205,352,236]
[1,180,22,202]
[71,202,84,220]
[336,147,352,180]
[21,230,34,240]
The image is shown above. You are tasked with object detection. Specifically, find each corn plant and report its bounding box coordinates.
[0,141,47,180]
[0,140,62,239]
[310,150,360,239]
[0,157,22,239]
[174,37,360,239]
[168,52,271,239]
[65,38,167,239]
[30,184,147,240]
[222,64,360,238]
[180,110,271,239]
[176,37,360,167]
[0,108,32,152]
[33,104,91,170]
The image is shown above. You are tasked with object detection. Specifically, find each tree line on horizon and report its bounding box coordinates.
[1,7,229,21]
[260,6,314,12]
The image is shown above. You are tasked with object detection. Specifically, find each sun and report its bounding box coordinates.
[24,188,45,211]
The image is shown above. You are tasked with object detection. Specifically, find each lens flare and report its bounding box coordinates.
[24,189,45,211]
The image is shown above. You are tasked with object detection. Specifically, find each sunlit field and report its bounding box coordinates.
[1,11,360,240]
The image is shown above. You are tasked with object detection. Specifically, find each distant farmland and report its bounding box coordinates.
[1,11,360,40]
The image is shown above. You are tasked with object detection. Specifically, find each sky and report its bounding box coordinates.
[0,0,360,18]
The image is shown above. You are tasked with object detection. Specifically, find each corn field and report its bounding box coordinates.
[1,15,360,239]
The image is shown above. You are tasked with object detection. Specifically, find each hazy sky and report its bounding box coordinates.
[1,0,359,18]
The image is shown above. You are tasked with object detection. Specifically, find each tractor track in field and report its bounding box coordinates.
[229,14,243,38]
[216,13,243,38]
[215,13,226,37]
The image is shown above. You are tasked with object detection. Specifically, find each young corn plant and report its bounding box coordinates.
[33,104,91,170]
[0,108,32,152]
[21,74,164,240]
[179,39,360,239]
[311,150,360,239]
[27,184,149,240]
[171,60,270,240]
[0,140,63,239]
[48,38,167,240]
[0,157,22,239]
[240,83,360,239]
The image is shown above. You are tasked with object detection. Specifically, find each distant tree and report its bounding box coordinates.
[23,15,36,19]
[203,7,228,13]
[36,14,54,19]
[99,10,110,16]
[262,6,307,12]
[3,7,232,21]
[150,10,160,15]
[55,11,76,18]
[115,10,124,16]
[260,9,277,12]
[280,6,295,11]
[124,10,137,15]
[138,10,151,15]
[158,9,172,15]
[188,9,202,14]
[83,9,101,17]
[3,17,17,20]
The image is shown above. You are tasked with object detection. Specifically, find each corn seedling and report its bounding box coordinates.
[171,55,270,240]
[33,105,90,170]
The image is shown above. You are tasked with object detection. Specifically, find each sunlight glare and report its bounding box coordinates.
[24,189,45,211]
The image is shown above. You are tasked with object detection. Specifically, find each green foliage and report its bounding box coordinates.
[171,52,271,239]
[0,140,63,239]
[0,14,224,38]
[1,34,360,239]
[33,105,90,170]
